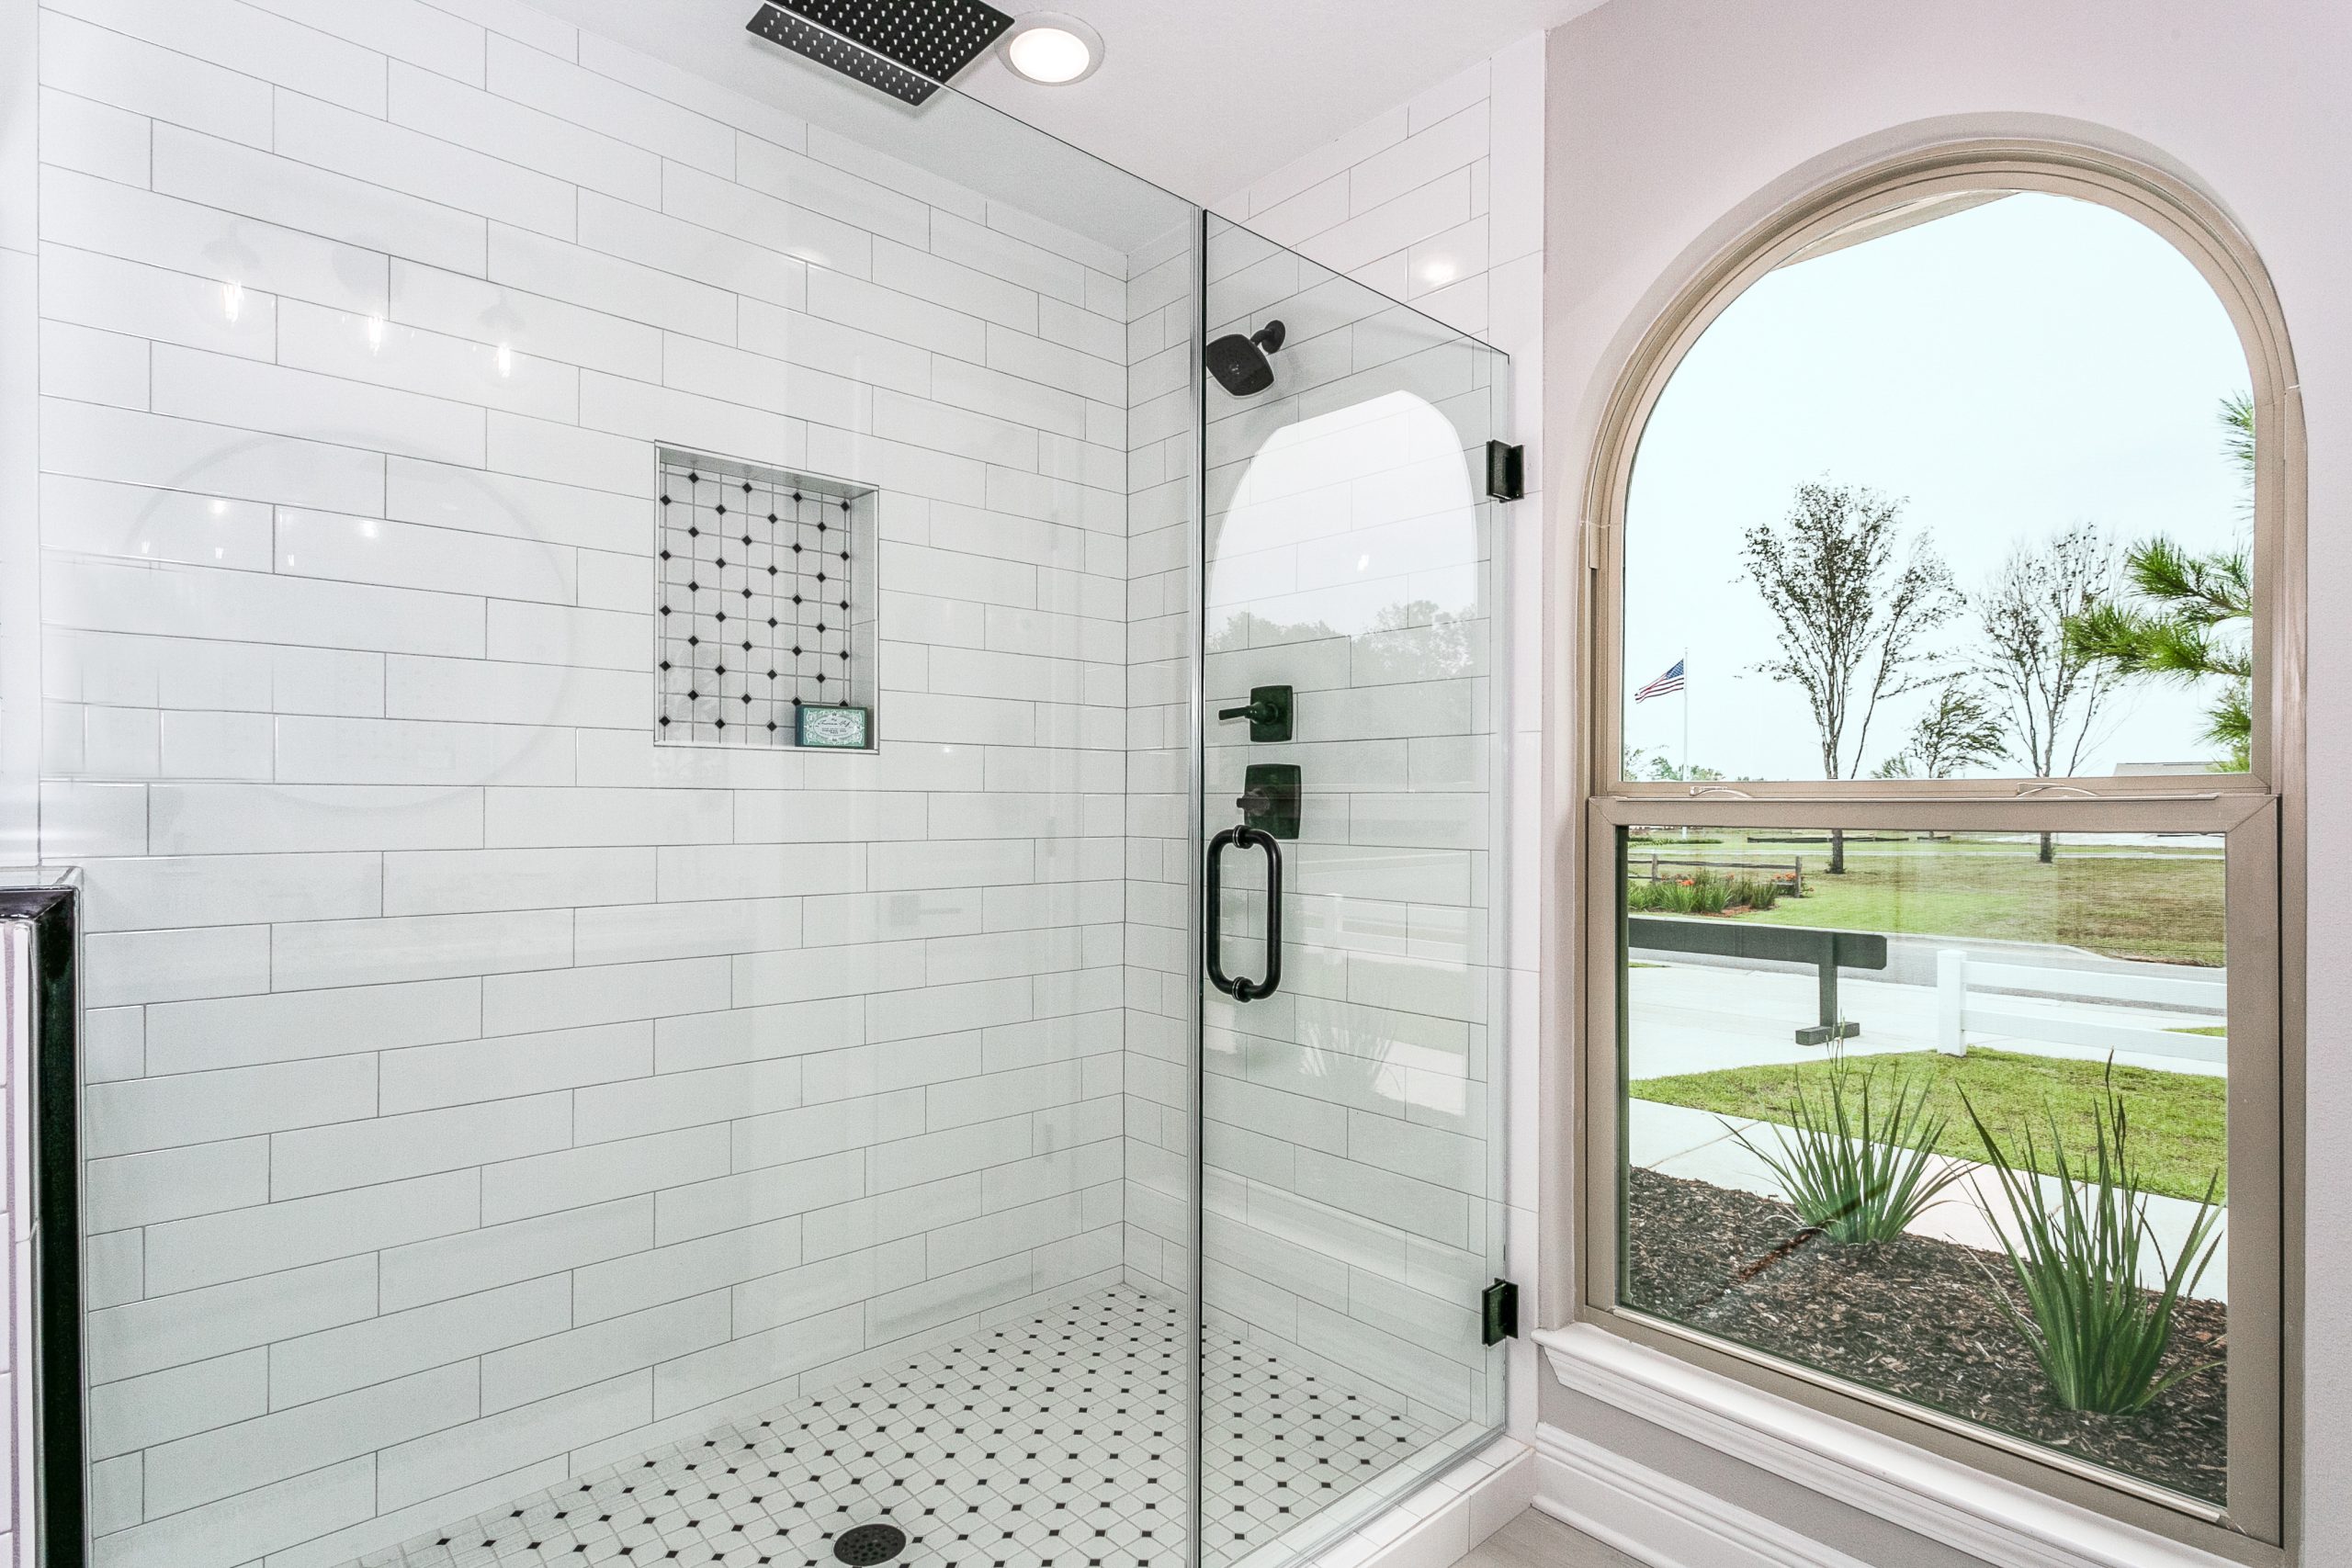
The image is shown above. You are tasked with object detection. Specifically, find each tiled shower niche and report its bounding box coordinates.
[656,448,880,749]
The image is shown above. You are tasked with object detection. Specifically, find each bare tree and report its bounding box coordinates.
[1978,525,2121,862]
[1742,482,1961,871]
[1873,681,2007,779]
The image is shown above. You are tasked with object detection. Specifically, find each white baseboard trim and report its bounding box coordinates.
[1335,1440,1537,1568]
[1536,1325,2245,1568]
[1532,1422,1875,1568]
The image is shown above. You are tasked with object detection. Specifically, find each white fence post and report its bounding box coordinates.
[1937,949,1967,1055]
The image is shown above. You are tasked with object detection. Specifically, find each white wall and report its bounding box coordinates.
[1540,2,2352,1563]
[8,0,1193,1562]
[1212,29,1549,1443]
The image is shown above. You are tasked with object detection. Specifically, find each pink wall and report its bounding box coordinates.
[1541,1,2352,1560]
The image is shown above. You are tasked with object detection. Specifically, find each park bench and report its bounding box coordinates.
[1627,916,1888,1044]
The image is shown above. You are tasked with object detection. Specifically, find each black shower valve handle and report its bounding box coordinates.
[1219,699,1275,727]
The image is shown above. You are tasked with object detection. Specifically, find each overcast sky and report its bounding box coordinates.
[1622,192,2251,780]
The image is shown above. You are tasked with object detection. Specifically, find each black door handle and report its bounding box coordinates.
[1204,825,1283,1002]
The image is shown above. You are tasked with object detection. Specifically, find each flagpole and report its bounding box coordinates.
[1680,646,1690,782]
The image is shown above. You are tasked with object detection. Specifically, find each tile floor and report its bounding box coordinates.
[357,1286,1450,1568]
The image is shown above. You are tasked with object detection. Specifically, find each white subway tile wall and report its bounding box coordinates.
[1198,36,1546,1441]
[26,2,1185,1562]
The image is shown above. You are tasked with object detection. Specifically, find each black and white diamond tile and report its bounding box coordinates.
[656,457,860,748]
[354,1288,1446,1568]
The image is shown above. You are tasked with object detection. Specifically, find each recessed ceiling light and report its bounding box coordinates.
[1000,12,1102,85]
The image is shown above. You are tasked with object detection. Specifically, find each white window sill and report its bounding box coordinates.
[1535,1323,2248,1568]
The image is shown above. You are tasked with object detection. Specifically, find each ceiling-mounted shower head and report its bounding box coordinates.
[747,0,1013,106]
[1205,320,1287,398]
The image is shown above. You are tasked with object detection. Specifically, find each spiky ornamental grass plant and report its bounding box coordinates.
[1961,1066,2223,1416]
[1728,1046,1966,1244]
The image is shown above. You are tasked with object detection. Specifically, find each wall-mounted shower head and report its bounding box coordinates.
[747,0,1013,106]
[1205,321,1286,398]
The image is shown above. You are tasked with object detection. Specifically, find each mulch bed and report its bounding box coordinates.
[1624,1168,2228,1504]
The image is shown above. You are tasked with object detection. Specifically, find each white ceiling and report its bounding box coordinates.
[951,0,1606,203]
[531,0,1605,216]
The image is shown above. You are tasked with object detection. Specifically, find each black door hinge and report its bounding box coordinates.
[1485,441,1525,502]
[1480,1279,1519,1346]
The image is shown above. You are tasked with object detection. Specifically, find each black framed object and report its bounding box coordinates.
[2,885,82,1568]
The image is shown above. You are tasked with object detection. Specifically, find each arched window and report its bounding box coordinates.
[1574,143,2300,1551]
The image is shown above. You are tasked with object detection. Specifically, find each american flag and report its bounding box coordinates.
[1634,659,1686,703]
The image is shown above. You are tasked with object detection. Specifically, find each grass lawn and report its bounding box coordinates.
[1625,832,2224,965]
[1629,1047,2228,1202]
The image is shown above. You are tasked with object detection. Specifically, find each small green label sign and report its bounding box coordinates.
[797,704,871,749]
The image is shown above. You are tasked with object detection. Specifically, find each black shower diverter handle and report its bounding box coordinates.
[1204,825,1283,1003]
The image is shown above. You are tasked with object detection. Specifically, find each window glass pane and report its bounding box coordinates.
[1617,826,2228,1504]
[1622,192,2256,782]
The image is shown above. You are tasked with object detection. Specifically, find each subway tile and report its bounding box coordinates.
[41,317,148,407]
[149,783,482,854]
[384,847,657,916]
[40,165,388,316]
[381,1021,652,1114]
[146,977,481,1074]
[277,506,573,604]
[87,1255,377,1383]
[41,244,277,359]
[485,412,651,498]
[486,599,650,672]
[269,1092,572,1200]
[481,1124,729,1225]
[87,1137,271,1231]
[488,34,732,175]
[650,994,864,1074]
[484,786,730,849]
[490,222,736,342]
[40,404,384,516]
[269,1276,571,1409]
[575,897,800,964]
[82,1053,371,1166]
[82,923,269,1007]
[41,473,273,572]
[652,1301,861,1422]
[145,1169,480,1293]
[272,715,574,789]
[481,954,729,1035]
[154,125,485,275]
[388,456,653,556]
[153,347,486,467]
[653,841,864,903]
[664,161,872,282]
[653,1149,865,1247]
[572,1214,801,1325]
[579,192,808,310]
[572,1058,802,1145]
[39,13,270,148]
[143,1361,476,1516]
[276,300,580,423]
[375,1372,652,1514]
[379,1196,653,1313]
[47,0,387,114]
[483,1292,729,1414]
[88,1348,269,1461]
[276,90,575,239]
[88,1454,376,1568]
[731,1089,924,1173]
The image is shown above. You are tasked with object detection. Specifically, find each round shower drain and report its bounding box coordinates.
[833,1523,908,1565]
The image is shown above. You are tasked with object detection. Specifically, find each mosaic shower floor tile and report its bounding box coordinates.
[355,1287,1447,1568]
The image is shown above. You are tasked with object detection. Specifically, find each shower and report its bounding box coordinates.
[1205,319,1288,396]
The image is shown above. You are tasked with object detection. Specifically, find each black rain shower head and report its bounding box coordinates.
[1205,320,1286,398]
[747,0,1013,106]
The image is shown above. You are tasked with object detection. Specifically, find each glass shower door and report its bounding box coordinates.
[1195,215,1512,1568]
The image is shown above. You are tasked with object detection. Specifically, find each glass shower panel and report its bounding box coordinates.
[47,9,1202,1564]
[1196,215,1511,1568]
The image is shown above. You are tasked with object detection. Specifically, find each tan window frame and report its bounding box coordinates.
[1552,139,2306,1563]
